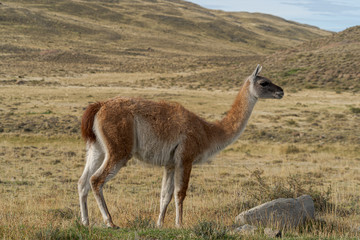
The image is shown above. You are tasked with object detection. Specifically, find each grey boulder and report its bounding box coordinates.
[235,195,315,228]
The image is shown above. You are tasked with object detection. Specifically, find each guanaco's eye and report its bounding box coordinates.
[260,81,269,87]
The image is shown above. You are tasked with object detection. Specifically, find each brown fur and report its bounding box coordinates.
[96,97,222,156]
[81,102,102,143]
[217,81,252,135]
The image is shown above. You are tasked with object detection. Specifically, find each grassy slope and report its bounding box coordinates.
[264,26,360,92]
[0,0,329,79]
[1,1,358,92]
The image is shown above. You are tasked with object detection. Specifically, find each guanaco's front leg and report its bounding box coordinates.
[157,166,175,227]
[174,162,192,228]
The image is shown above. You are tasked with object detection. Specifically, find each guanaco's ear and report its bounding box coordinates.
[252,64,262,78]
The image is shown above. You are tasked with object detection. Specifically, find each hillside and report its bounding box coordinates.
[0,0,330,80]
[1,0,358,92]
[153,26,360,92]
[263,26,360,92]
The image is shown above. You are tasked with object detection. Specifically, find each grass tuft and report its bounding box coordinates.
[280,145,302,154]
[193,221,228,240]
[48,208,74,220]
[35,221,89,240]
[349,106,360,114]
[127,216,155,229]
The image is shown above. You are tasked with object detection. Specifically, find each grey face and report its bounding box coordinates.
[253,76,284,99]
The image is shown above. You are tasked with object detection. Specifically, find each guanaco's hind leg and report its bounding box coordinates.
[90,152,128,228]
[89,113,134,228]
[78,141,105,226]
[157,166,175,227]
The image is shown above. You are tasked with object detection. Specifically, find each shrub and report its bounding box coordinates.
[282,145,301,154]
[349,106,360,114]
[286,119,298,126]
[242,169,332,212]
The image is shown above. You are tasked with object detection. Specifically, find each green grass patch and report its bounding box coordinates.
[283,68,306,77]
[349,106,360,114]
[193,221,229,239]
[26,110,54,115]
[127,216,155,229]
[34,221,132,240]
[42,110,54,114]
[0,221,201,240]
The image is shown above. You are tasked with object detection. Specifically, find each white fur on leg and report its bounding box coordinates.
[157,166,175,227]
[78,141,105,226]
[90,154,111,225]
[173,165,184,228]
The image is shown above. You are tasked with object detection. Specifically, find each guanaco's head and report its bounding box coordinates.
[249,64,284,99]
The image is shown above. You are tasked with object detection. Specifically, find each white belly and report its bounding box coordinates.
[133,117,182,166]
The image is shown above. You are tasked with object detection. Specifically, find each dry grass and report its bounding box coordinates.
[0,78,359,239]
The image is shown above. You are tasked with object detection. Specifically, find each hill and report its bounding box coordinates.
[263,26,360,92]
[152,26,360,92]
[0,0,330,80]
[2,0,358,92]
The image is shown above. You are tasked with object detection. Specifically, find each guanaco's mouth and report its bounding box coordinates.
[274,91,284,99]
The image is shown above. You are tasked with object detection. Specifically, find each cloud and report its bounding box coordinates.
[282,0,360,14]
[188,0,360,31]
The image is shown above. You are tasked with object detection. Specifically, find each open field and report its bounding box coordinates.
[0,75,359,239]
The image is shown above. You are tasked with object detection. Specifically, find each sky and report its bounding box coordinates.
[187,0,360,32]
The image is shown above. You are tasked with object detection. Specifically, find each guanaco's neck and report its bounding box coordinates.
[209,80,257,151]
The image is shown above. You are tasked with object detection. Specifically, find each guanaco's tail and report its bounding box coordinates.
[81,102,102,143]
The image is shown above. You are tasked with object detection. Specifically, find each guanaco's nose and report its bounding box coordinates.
[274,86,284,99]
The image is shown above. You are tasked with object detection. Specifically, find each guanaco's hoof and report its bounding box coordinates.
[107,224,120,229]
[81,221,89,227]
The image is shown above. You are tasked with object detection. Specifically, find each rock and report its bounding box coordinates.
[235,195,315,229]
[264,228,282,238]
[234,224,257,235]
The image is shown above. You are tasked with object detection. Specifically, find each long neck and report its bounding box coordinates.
[210,80,257,150]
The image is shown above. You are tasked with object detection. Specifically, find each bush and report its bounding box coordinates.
[283,145,301,154]
[242,169,332,212]
[349,106,360,114]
